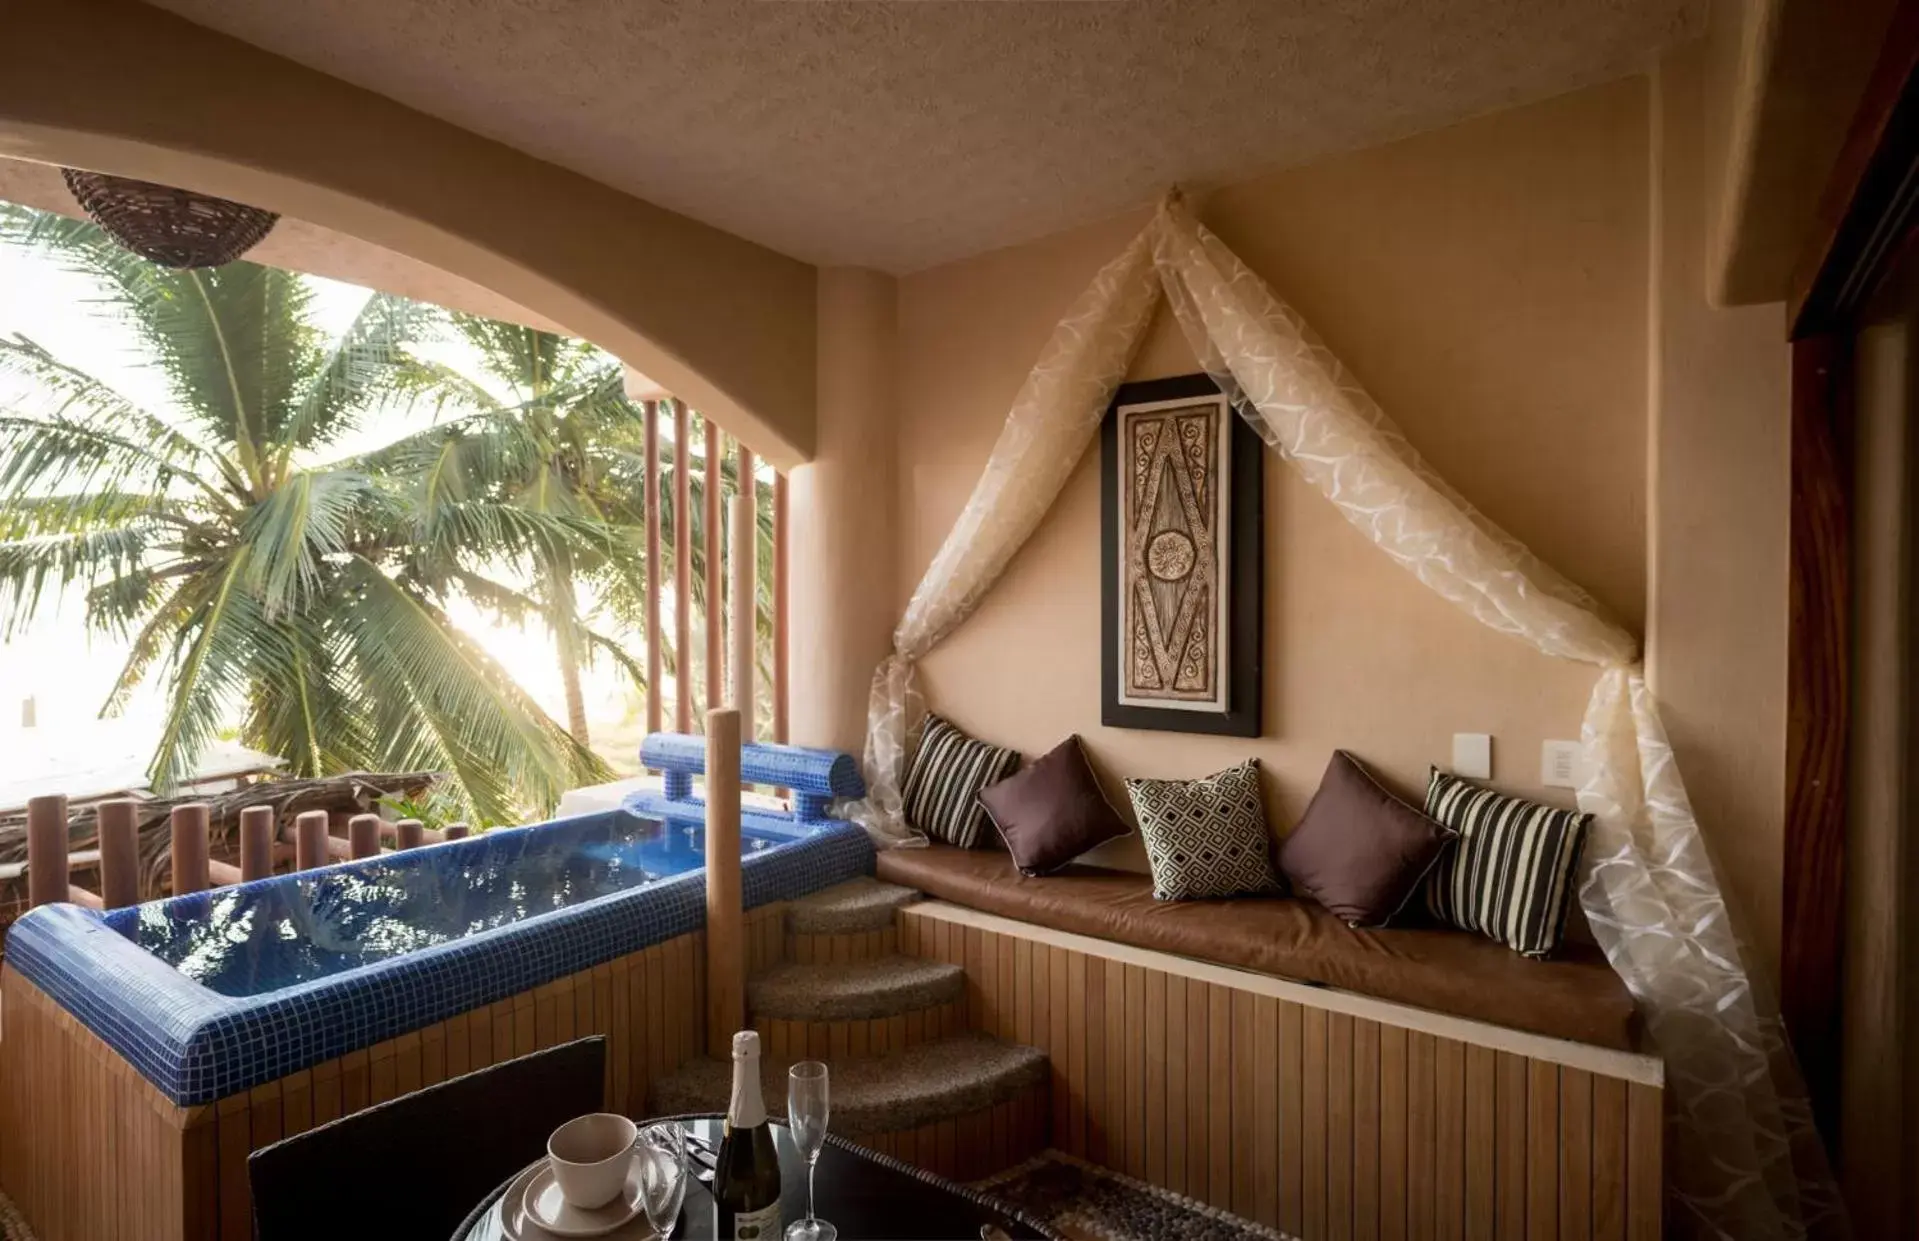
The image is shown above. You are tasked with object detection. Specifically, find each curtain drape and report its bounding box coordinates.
[847,195,1840,1239]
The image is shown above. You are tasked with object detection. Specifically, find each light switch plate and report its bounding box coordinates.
[1451,733,1492,780]
[1541,740,1582,788]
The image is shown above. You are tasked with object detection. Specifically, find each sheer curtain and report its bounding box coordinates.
[850,225,1161,846]
[849,194,1839,1239]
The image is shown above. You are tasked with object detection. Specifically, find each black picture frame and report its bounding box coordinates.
[1100,373,1263,737]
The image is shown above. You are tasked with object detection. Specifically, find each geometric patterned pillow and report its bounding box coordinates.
[1422,767,1591,958]
[1124,760,1282,901]
[901,714,1021,849]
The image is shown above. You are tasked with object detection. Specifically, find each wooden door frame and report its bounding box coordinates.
[1784,0,1919,1147]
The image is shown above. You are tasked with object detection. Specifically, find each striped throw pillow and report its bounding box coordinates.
[902,714,1022,848]
[1423,768,1590,958]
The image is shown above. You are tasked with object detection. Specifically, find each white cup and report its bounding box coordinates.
[547,1112,639,1209]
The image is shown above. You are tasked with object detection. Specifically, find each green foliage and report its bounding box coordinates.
[0,204,615,822]
[372,313,782,745]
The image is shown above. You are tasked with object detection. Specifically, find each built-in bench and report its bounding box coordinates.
[877,844,1640,1052]
[878,843,1663,1238]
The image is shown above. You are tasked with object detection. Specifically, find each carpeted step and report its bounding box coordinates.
[651,1032,1047,1136]
[787,876,922,935]
[748,954,964,1022]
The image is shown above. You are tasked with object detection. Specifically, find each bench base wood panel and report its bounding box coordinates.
[897,901,1663,1241]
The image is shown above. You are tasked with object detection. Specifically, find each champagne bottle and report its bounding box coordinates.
[714,1030,784,1240]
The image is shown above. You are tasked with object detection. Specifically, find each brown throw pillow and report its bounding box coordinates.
[979,736,1131,875]
[1278,751,1456,928]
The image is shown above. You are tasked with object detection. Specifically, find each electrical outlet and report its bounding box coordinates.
[1451,733,1492,780]
[1541,740,1582,788]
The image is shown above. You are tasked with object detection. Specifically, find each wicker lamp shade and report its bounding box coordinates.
[60,169,278,269]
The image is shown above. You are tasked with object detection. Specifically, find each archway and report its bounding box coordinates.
[0,0,819,468]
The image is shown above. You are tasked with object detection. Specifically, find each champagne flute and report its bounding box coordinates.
[785,1062,836,1241]
[637,1121,688,1240]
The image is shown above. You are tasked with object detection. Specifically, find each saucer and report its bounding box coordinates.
[499,1157,657,1240]
[524,1158,646,1238]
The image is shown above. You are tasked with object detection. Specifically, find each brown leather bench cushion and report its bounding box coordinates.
[877,844,1640,1053]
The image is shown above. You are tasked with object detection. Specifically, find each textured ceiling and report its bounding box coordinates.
[145,1,1702,272]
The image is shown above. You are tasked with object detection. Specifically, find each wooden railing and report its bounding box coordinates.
[22,795,471,912]
[20,398,785,913]
[638,397,787,746]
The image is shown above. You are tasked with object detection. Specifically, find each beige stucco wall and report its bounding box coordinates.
[1647,44,1792,974]
[0,0,818,468]
[790,270,901,754]
[896,79,1653,871]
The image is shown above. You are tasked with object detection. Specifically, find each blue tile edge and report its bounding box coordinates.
[5,818,874,1107]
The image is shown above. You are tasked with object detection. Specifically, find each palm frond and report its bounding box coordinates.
[0,413,235,516]
[0,207,315,478]
[239,469,371,618]
[0,333,234,484]
[337,556,605,821]
[101,578,193,717]
[147,551,255,792]
[0,525,154,638]
[275,292,436,455]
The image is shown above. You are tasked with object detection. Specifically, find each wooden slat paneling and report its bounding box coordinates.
[0,923,710,1241]
[1528,1059,1561,1240]
[892,904,1663,1241]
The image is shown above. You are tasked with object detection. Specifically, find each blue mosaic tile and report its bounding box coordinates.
[7,787,873,1106]
[639,733,867,800]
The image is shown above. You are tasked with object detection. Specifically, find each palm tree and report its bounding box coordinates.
[0,205,607,823]
[374,315,783,748]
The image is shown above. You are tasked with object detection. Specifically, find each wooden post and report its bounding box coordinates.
[96,799,141,909]
[443,823,470,841]
[25,794,68,908]
[705,708,744,1056]
[645,400,664,736]
[293,810,331,871]
[730,491,757,739]
[674,399,694,733]
[348,814,382,860]
[168,804,210,895]
[773,471,789,744]
[238,806,275,881]
[394,819,425,850]
[705,420,724,720]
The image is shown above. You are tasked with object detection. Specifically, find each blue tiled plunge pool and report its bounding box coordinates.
[4,738,873,1107]
[121,813,796,998]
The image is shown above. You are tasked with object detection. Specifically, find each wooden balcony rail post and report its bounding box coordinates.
[729,489,757,739]
[645,400,664,735]
[443,823,471,841]
[394,819,425,850]
[238,805,275,882]
[674,399,694,733]
[25,794,69,908]
[773,471,789,744]
[169,804,210,895]
[292,810,331,871]
[96,798,141,909]
[347,814,381,860]
[705,420,724,720]
[706,707,744,1055]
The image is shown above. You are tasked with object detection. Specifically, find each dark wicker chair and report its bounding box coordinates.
[248,1035,607,1241]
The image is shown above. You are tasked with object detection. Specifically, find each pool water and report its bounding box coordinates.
[115,811,791,998]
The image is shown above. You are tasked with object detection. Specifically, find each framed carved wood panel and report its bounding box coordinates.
[1100,374,1263,736]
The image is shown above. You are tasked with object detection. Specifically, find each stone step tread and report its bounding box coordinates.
[748,954,964,1022]
[650,1033,1047,1136]
[786,876,922,935]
